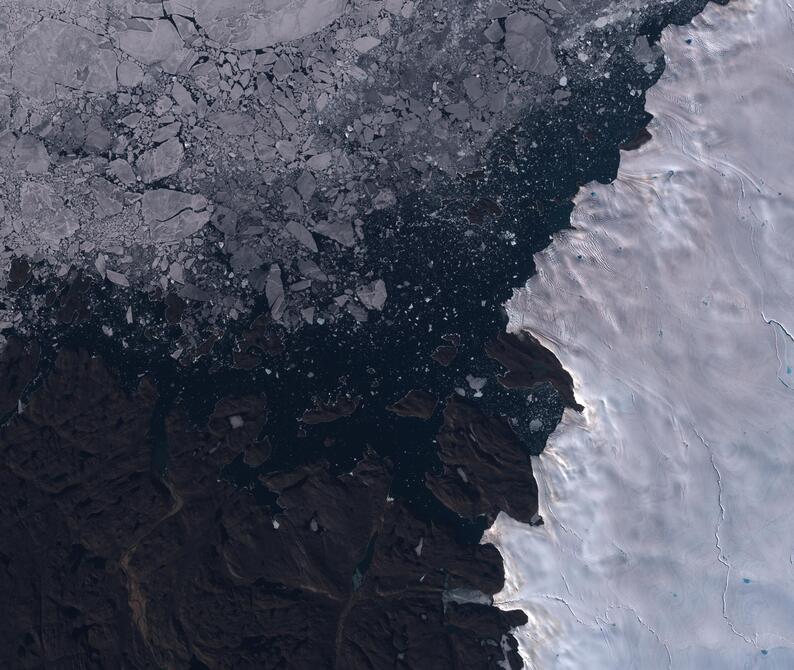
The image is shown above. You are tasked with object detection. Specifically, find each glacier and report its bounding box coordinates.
[486,0,794,667]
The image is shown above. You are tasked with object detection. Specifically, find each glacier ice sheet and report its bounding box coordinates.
[485,0,794,667]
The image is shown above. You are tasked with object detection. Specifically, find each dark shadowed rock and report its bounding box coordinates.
[302,394,362,424]
[0,337,39,418]
[387,389,438,419]
[431,333,461,366]
[427,395,539,524]
[620,126,653,151]
[0,351,526,669]
[486,331,583,411]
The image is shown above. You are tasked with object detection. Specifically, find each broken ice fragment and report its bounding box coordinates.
[243,440,271,467]
[179,284,211,302]
[94,254,107,279]
[117,19,190,73]
[281,187,304,216]
[141,189,210,242]
[91,178,125,217]
[372,189,396,210]
[210,112,257,136]
[169,262,185,283]
[265,264,286,321]
[136,138,185,183]
[19,182,78,243]
[505,13,557,75]
[484,21,505,43]
[85,117,112,152]
[273,55,293,79]
[12,20,118,101]
[488,1,509,19]
[106,270,130,287]
[171,81,196,113]
[108,159,137,186]
[301,395,361,424]
[296,171,317,201]
[153,96,174,116]
[444,102,470,121]
[172,0,348,50]
[356,279,387,311]
[151,122,182,144]
[117,61,144,88]
[465,374,487,397]
[230,247,263,271]
[312,219,355,247]
[306,152,332,171]
[121,112,143,128]
[286,220,318,252]
[463,76,484,101]
[353,36,381,54]
[297,258,327,282]
[13,136,50,174]
[276,140,297,162]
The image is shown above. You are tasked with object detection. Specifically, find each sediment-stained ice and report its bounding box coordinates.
[486,0,794,666]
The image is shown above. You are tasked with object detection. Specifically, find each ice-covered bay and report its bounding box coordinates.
[486,0,794,666]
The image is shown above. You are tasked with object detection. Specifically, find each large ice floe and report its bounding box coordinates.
[486,0,794,667]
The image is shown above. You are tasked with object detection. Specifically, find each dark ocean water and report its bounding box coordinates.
[11,46,663,547]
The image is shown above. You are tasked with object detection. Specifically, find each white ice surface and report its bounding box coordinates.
[484,0,794,667]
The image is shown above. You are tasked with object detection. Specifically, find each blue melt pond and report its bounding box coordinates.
[743,578,752,584]
[787,366,792,374]
[761,650,769,656]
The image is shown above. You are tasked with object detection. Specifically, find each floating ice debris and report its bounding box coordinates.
[356,279,388,311]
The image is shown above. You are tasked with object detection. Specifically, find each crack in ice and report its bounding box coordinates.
[607,604,673,670]
[693,428,756,647]
[541,594,586,626]
[763,312,794,342]
[495,592,587,626]
[761,312,794,390]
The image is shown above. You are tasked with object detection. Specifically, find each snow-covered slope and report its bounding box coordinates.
[486,0,794,666]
